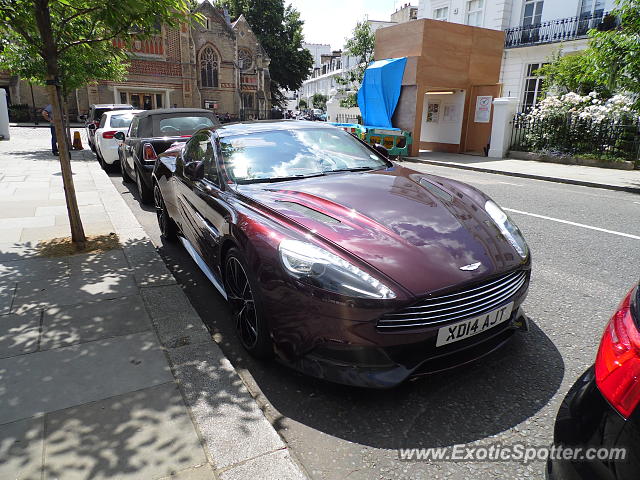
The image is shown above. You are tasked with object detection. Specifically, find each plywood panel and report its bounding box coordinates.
[375,21,425,59]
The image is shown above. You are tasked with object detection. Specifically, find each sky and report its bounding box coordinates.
[286,0,405,51]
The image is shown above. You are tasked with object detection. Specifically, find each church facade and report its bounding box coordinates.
[1,2,272,120]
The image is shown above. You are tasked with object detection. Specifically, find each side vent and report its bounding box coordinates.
[277,201,341,224]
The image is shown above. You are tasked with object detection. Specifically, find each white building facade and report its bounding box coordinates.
[418,0,614,111]
[297,9,415,107]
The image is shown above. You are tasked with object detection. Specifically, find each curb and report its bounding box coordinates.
[401,157,640,195]
[87,154,309,479]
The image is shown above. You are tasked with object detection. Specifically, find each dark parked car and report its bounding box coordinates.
[548,281,640,480]
[152,120,531,388]
[115,108,219,203]
[85,104,133,152]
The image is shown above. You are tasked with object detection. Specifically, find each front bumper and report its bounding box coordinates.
[265,268,530,388]
[285,307,528,388]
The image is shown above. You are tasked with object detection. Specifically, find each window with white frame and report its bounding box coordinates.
[466,0,484,27]
[522,0,544,27]
[579,0,605,17]
[433,6,449,21]
[521,63,547,113]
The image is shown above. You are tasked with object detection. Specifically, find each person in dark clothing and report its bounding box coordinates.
[42,104,58,155]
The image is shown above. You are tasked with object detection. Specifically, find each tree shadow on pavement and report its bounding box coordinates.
[0,237,262,480]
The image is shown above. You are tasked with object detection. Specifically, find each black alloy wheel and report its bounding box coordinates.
[224,249,273,358]
[153,185,177,242]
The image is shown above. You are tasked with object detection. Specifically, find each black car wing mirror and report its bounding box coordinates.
[88,123,96,130]
[114,131,126,141]
[184,161,204,181]
[373,144,389,159]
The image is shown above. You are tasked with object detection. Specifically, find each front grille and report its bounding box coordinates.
[377,270,528,330]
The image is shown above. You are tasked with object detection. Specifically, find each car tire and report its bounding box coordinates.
[153,184,177,242]
[120,156,133,183]
[224,248,273,359]
[135,167,153,204]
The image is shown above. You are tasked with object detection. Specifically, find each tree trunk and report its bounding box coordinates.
[63,93,72,149]
[35,1,86,246]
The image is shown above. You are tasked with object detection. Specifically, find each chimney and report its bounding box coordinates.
[223,7,231,25]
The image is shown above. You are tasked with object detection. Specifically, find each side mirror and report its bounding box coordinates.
[88,123,96,130]
[114,131,126,141]
[373,144,389,159]
[184,161,204,180]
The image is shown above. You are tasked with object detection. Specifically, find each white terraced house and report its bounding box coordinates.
[417,0,616,112]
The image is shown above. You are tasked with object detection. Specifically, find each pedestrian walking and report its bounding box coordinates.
[41,104,58,155]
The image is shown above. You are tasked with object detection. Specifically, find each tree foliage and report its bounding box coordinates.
[0,0,194,244]
[335,21,375,108]
[215,0,313,106]
[536,51,603,97]
[540,0,640,106]
[311,93,327,110]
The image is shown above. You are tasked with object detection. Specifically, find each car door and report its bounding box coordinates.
[175,132,229,274]
[175,132,211,257]
[189,135,230,274]
[123,116,139,177]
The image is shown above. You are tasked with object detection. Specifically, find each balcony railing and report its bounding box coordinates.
[505,12,617,48]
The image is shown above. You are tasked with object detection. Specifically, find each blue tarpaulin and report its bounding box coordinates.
[357,57,407,128]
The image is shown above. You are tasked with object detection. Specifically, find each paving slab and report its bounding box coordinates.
[0,416,44,480]
[0,255,69,283]
[41,296,152,350]
[123,242,176,287]
[0,243,39,262]
[167,341,285,470]
[0,311,41,359]
[141,284,200,320]
[219,449,307,480]
[12,271,138,314]
[43,383,207,480]
[157,464,217,480]
[0,331,172,424]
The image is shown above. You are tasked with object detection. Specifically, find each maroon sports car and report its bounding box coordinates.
[152,120,531,388]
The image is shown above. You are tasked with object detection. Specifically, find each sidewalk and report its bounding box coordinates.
[0,127,307,480]
[404,152,640,194]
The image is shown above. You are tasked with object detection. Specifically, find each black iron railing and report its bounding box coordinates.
[510,113,640,164]
[505,12,617,48]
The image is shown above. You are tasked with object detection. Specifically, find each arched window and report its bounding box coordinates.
[200,47,219,88]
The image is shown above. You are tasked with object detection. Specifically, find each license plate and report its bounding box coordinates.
[436,302,514,347]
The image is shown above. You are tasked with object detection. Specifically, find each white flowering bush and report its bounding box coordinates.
[516,92,640,163]
[529,92,637,123]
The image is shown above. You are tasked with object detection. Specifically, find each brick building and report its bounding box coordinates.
[1,1,272,120]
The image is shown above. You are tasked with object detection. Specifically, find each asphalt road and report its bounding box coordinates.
[108,159,640,480]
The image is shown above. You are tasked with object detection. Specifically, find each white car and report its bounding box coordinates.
[94,109,144,171]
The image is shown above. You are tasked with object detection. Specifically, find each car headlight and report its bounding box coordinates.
[278,239,396,299]
[485,200,529,259]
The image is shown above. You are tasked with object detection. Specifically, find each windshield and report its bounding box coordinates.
[219,128,389,184]
[109,113,137,129]
[156,116,216,136]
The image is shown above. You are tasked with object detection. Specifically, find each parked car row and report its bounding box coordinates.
[88,104,640,479]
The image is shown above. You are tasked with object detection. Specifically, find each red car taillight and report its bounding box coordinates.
[143,143,158,161]
[102,131,117,139]
[595,286,640,418]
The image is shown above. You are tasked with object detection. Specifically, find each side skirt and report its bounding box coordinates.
[178,236,228,300]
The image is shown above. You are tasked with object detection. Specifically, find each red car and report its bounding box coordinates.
[152,121,531,388]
